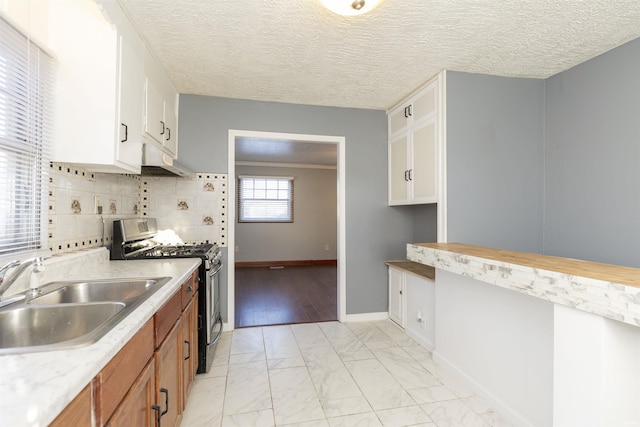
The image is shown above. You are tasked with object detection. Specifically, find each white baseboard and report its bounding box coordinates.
[404,327,434,352]
[343,312,388,322]
[432,351,531,427]
[223,313,390,331]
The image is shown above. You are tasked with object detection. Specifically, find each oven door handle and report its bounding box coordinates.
[208,263,223,276]
[208,315,223,349]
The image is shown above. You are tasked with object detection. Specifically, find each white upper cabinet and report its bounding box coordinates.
[388,76,440,205]
[49,0,144,173]
[143,48,179,158]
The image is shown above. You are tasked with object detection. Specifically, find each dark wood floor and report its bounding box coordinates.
[234,265,337,328]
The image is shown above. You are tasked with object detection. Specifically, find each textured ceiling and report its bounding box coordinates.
[118,0,640,111]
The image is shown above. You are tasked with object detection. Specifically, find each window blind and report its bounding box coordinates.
[238,176,294,222]
[0,17,54,256]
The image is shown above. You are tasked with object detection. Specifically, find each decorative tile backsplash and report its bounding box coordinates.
[142,173,227,246]
[48,163,140,255]
[47,163,227,255]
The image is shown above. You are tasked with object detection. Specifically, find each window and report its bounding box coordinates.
[238,176,294,222]
[0,17,54,256]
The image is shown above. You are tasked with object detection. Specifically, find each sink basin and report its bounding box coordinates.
[0,302,124,350]
[0,276,171,354]
[30,278,167,305]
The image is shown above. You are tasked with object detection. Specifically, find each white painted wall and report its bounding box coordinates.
[554,305,640,426]
[433,269,554,426]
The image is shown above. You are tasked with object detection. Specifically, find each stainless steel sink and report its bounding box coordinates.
[0,276,171,354]
[0,303,125,350]
[30,278,164,305]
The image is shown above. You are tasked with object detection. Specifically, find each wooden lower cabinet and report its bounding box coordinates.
[106,360,156,427]
[50,384,92,427]
[54,272,201,426]
[95,319,155,425]
[155,319,183,427]
[181,296,197,407]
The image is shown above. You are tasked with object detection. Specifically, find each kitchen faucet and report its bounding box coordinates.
[0,257,46,300]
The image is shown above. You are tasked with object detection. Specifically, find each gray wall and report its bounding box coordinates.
[411,204,438,243]
[178,96,415,318]
[544,38,640,267]
[235,165,337,262]
[445,71,545,253]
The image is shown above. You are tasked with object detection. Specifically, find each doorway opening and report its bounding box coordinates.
[227,130,346,329]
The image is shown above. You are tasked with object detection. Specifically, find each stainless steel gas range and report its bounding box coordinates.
[111,218,223,373]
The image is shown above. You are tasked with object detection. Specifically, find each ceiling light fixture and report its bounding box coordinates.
[320,0,384,16]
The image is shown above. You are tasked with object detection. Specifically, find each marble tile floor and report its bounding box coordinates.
[182,320,514,427]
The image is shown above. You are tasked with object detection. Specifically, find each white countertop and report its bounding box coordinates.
[0,248,201,427]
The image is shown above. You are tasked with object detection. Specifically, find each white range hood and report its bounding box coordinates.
[141,144,193,177]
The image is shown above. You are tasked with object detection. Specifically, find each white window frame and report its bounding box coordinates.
[238,175,294,223]
[0,16,54,260]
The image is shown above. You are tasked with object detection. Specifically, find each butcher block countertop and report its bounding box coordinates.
[384,260,435,280]
[407,242,640,327]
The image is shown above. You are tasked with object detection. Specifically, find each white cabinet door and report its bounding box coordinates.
[388,103,411,137]
[387,75,440,205]
[143,48,179,158]
[410,82,436,124]
[410,118,437,203]
[144,78,165,145]
[49,0,143,173]
[389,134,409,204]
[163,92,178,156]
[388,267,405,327]
[116,28,144,169]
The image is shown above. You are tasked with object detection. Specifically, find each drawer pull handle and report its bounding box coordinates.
[160,387,169,417]
[152,404,161,427]
[184,339,191,360]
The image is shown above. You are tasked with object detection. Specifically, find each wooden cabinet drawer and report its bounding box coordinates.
[94,319,154,426]
[181,271,198,310]
[155,291,182,348]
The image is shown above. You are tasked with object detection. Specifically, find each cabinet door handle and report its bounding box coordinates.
[408,104,412,117]
[184,339,191,360]
[160,387,169,417]
[166,128,171,141]
[160,121,165,135]
[120,123,128,143]
[404,170,408,182]
[408,169,412,181]
[404,106,408,118]
[152,404,161,427]
[399,290,403,295]
[186,285,193,293]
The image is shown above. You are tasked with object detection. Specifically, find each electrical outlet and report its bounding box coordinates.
[94,196,102,214]
[324,244,330,251]
[235,245,239,252]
